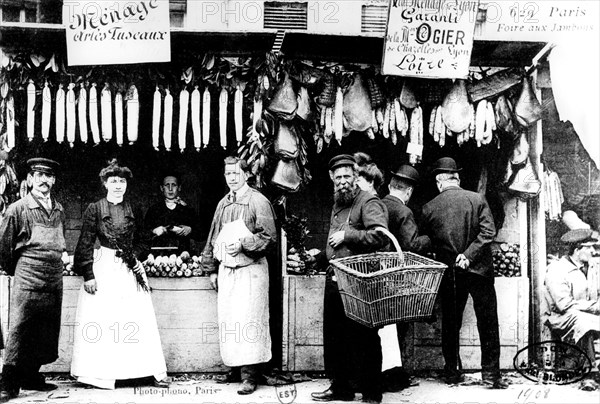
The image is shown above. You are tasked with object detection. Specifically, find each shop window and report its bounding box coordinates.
[170,0,186,27]
[0,0,61,23]
[361,4,387,34]
[0,0,35,23]
[264,1,307,30]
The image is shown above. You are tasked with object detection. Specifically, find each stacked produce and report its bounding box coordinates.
[492,243,521,277]
[62,255,76,276]
[143,251,204,277]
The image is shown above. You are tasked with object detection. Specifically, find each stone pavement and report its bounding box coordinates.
[4,372,600,404]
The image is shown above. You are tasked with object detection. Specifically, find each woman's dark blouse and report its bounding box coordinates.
[74,198,147,281]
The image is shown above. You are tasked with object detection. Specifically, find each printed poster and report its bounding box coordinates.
[382,0,480,78]
[64,0,171,66]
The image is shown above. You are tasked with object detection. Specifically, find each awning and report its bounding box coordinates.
[280,31,547,67]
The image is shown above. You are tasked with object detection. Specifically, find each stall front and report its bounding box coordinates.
[2,0,598,376]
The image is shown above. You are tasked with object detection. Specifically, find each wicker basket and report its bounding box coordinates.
[330,228,447,328]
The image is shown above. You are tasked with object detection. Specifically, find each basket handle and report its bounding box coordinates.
[375,227,404,263]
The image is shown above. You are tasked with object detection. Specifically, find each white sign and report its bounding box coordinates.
[382,0,480,79]
[64,0,171,66]
[475,0,599,42]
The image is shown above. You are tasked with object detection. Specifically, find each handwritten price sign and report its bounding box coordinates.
[382,0,479,79]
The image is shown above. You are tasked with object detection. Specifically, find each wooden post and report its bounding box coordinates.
[528,68,547,360]
[281,229,290,370]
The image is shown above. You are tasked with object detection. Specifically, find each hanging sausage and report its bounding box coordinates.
[178,87,189,153]
[66,83,76,147]
[77,83,88,144]
[41,82,51,142]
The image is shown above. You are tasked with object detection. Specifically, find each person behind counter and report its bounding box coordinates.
[202,156,277,395]
[0,158,66,403]
[70,159,171,390]
[144,172,200,255]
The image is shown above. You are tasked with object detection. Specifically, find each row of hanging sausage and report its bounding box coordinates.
[151,86,245,152]
[3,82,248,152]
[3,82,139,150]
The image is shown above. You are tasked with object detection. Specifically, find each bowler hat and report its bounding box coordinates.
[27,158,59,175]
[329,154,356,171]
[431,157,462,175]
[390,165,420,184]
[560,228,600,246]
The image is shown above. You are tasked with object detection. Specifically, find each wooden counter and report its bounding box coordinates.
[281,274,529,371]
[1,275,227,373]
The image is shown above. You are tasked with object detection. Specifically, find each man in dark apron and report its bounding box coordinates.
[311,154,388,404]
[0,158,66,403]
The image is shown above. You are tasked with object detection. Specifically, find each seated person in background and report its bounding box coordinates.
[544,228,600,371]
[144,172,200,255]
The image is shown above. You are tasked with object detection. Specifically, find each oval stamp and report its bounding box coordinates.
[275,383,297,404]
[513,340,593,385]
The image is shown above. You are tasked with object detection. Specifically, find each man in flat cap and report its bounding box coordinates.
[381,164,430,387]
[0,158,66,402]
[543,228,600,371]
[311,154,388,404]
[420,157,507,389]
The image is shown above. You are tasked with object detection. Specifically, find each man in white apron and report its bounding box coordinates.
[0,158,66,403]
[202,157,277,395]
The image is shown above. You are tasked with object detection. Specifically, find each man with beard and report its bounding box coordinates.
[311,154,388,404]
[0,158,66,403]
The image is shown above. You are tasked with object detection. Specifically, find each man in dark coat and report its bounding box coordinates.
[144,172,200,255]
[311,154,389,404]
[381,165,430,387]
[0,158,66,403]
[382,165,430,255]
[420,157,507,389]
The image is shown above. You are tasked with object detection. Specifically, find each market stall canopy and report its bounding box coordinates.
[0,23,277,57]
[280,32,547,67]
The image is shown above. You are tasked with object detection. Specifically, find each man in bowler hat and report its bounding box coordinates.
[0,158,66,402]
[420,157,508,389]
[381,165,431,385]
[311,154,388,404]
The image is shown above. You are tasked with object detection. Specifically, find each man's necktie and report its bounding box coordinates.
[229,191,236,203]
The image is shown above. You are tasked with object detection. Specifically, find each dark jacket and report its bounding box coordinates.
[325,189,389,262]
[421,186,496,278]
[382,194,430,255]
[144,201,200,254]
[74,198,147,281]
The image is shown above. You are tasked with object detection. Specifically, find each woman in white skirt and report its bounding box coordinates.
[71,159,170,390]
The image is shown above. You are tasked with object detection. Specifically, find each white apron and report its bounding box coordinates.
[215,218,272,367]
[70,247,167,389]
[379,325,402,371]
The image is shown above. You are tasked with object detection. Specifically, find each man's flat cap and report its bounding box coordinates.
[329,154,356,171]
[27,158,60,175]
[391,165,420,184]
[560,228,600,245]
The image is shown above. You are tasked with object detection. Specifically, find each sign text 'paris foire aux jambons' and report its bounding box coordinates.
[63,0,171,66]
[382,0,479,79]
